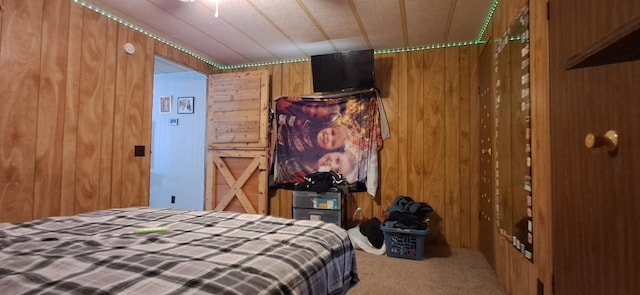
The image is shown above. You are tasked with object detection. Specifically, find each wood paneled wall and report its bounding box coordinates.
[0,0,213,222]
[1,1,553,294]
[488,0,553,294]
[230,45,482,250]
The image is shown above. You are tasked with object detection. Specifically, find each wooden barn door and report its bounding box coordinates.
[205,70,270,214]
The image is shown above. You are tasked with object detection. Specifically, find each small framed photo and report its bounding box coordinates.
[160,96,172,114]
[177,96,194,114]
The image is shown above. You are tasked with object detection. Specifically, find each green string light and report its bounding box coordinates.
[476,0,500,42]
[73,0,223,68]
[74,0,498,70]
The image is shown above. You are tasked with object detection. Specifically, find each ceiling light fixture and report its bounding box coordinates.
[215,0,219,18]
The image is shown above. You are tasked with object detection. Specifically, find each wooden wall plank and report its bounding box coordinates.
[98,18,117,211]
[468,44,481,249]
[407,51,425,201]
[397,53,409,196]
[0,0,42,222]
[0,0,3,40]
[34,0,69,219]
[277,63,293,218]
[60,1,83,217]
[75,8,107,214]
[110,22,128,209]
[444,46,461,247]
[140,29,154,208]
[422,48,446,245]
[121,29,147,208]
[530,0,552,292]
[494,236,510,290]
[375,53,399,218]
[303,61,312,94]
[154,42,214,74]
[288,61,306,95]
[459,45,472,248]
[268,64,282,215]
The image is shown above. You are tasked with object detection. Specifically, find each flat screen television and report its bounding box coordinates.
[311,49,375,93]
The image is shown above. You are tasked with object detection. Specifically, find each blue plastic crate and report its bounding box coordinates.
[381,225,428,260]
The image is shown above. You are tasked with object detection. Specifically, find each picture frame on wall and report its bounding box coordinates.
[160,96,172,114]
[177,96,194,114]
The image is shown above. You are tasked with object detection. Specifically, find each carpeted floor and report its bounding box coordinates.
[347,246,506,295]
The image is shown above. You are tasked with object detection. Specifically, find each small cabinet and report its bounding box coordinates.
[292,191,345,227]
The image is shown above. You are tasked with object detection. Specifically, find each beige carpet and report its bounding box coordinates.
[347,246,506,295]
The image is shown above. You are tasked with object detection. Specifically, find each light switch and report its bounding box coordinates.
[134,145,145,157]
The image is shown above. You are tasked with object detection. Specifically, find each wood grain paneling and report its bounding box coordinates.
[406,50,425,200]
[0,0,42,222]
[0,1,554,294]
[420,48,447,246]
[140,31,154,210]
[549,0,640,294]
[488,0,553,294]
[468,44,480,250]
[0,0,210,222]
[124,30,148,208]
[372,54,403,217]
[205,150,267,214]
[397,53,409,196]
[99,19,118,211]
[60,0,83,217]
[154,42,216,74]
[375,53,398,219]
[75,7,106,214]
[444,46,462,248]
[529,0,552,293]
[207,71,269,149]
[223,2,550,295]
[459,45,472,249]
[238,45,481,250]
[110,22,127,210]
[33,0,69,219]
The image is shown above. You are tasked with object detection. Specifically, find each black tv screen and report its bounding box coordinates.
[311,49,375,93]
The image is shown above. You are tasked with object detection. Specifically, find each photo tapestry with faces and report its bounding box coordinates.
[273,90,382,196]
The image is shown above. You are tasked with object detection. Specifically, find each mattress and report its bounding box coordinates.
[0,207,359,294]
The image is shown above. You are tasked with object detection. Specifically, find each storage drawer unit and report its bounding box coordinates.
[292,191,345,227]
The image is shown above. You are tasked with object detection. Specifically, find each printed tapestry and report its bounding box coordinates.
[273,90,382,196]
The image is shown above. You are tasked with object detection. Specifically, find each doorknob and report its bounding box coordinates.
[585,130,618,151]
[482,147,492,156]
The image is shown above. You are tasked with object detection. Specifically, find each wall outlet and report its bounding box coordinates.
[171,195,176,204]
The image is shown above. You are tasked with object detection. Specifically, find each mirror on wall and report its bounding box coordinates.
[494,4,533,261]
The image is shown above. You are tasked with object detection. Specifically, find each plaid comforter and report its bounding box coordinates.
[0,207,359,294]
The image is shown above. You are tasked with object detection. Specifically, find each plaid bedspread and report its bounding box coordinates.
[0,207,359,294]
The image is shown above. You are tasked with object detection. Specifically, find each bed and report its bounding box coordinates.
[0,207,359,294]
